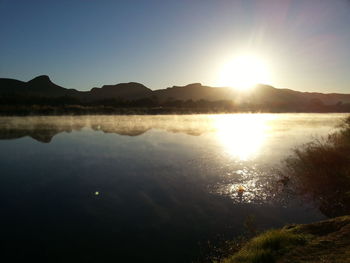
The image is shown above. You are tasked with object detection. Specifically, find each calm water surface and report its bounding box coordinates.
[0,114,346,262]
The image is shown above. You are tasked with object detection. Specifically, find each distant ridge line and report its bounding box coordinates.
[1,75,350,112]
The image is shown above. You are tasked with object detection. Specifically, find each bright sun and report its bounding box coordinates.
[217,54,272,90]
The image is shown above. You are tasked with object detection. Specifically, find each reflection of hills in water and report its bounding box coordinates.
[0,116,217,143]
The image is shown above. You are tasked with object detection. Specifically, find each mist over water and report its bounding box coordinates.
[0,113,346,262]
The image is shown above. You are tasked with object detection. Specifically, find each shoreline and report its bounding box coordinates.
[219,215,350,263]
[1,107,350,116]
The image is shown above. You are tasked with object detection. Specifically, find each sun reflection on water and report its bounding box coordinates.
[210,166,283,204]
[213,114,277,160]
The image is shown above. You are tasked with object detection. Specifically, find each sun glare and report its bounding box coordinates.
[217,54,272,90]
[214,114,275,160]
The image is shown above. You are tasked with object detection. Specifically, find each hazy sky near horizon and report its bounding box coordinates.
[1,0,350,92]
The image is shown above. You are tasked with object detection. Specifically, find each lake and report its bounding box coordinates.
[0,113,347,262]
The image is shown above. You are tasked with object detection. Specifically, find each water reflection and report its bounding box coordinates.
[0,115,215,142]
[213,114,276,160]
[209,165,276,204]
[0,114,346,262]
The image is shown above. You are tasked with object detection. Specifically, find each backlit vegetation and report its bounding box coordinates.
[285,115,350,217]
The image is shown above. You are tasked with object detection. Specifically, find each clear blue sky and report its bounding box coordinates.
[1,0,350,92]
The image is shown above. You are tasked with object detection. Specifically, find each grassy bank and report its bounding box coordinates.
[220,215,350,263]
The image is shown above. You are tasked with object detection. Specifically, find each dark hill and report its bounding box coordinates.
[1,75,350,113]
[155,83,350,108]
[0,78,27,94]
[0,77,152,101]
[252,85,350,105]
[153,83,237,102]
[27,75,81,97]
[88,82,152,101]
[0,75,78,97]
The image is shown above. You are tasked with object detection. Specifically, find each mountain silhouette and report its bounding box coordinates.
[0,75,79,97]
[88,82,152,100]
[26,75,70,95]
[1,75,350,111]
[153,83,238,102]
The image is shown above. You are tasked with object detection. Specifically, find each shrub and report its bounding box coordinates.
[285,116,350,217]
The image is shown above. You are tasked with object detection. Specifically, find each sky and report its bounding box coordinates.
[1,0,350,93]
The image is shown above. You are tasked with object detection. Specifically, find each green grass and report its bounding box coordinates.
[220,216,350,263]
[221,229,307,263]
